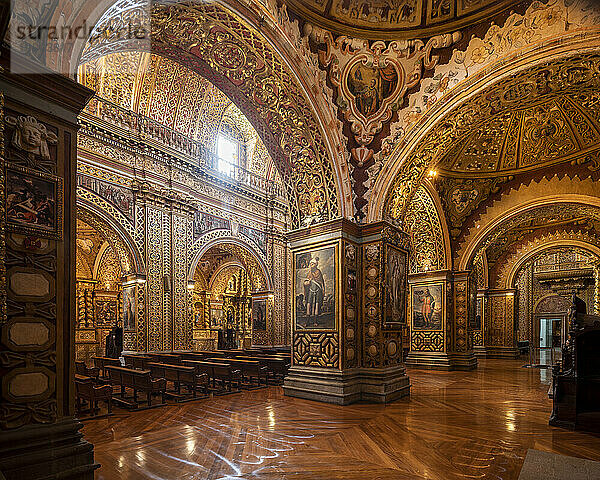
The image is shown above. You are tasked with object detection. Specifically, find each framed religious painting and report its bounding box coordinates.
[294,244,337,331]
[122,285,136,332]
[383,244,408,327]
[210,308,223,328]
[411,282,444,331]
[5,166,63,239]
[252,298,267,331]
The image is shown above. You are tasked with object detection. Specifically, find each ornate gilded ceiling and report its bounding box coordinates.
[436,92,600,176]
[78,52,279,181]
[285,0,520,40]
[385,52,600,222]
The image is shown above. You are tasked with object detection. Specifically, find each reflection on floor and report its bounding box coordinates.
[82,359,600,480]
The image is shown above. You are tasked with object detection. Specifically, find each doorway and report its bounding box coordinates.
[537,316,565,366]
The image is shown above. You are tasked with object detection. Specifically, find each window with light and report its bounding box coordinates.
[217,133,238,176]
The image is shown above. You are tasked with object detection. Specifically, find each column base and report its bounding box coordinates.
[406,351,478,370]
[0,418,98,480]
[283,365,410,405]
[474,346,520,359]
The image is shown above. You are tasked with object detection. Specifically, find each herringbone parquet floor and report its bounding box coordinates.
[82,359,600,480]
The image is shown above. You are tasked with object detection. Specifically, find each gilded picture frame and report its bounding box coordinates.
[382,244,408,327]
[410,282,444,331]
[5,165,63,240]
[294,242,338,331]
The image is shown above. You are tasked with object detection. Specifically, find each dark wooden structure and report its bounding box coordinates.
[550,295,600,432]
[148,362,209,400]
[75,361,100,379]
[148,352,182,365]
[206,358,267,388]
[75,375,112,416]
[106,366,167,408]
[182,360,242,393]
[92,356,122,379]
[123,354,152,370]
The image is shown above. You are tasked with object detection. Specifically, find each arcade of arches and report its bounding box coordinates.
[3,1,600,479]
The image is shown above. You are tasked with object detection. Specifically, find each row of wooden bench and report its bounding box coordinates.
[76,349,290,415]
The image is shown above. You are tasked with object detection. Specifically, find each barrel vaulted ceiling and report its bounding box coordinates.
[12,0,600,227]
[78,0,346,227]
[78,51,280,181]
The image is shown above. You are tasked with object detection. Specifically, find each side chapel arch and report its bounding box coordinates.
[76,200,144,276]
[188,231,273,292]
[458,197,600,273]
[375,34,600,224]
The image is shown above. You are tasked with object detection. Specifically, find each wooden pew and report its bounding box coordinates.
[148,352,182,365]
[207,358,267,388]
[181,351,213,362]
[75,374,112,416]
[182,360,241,393]
[235,355,289,383]
[215,349,244,358]
[106,366,166,408]
[123,354,152,370]
[92,356,121,379]
[75,361,99,379]
[148,362,209,400]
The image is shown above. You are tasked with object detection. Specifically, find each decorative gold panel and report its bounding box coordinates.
[411,331,444,352]
[293,332,339,368]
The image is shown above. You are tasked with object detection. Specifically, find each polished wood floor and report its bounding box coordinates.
[83,359,600,479]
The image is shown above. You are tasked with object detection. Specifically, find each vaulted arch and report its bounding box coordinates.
[375,34,600,224]
[68,0,350,228]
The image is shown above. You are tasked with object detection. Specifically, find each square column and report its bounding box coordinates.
[283,220,410,404]
[406,270,478,370]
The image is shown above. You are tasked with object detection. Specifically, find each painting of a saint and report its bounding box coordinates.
[252,299,267,331]
[412,284,443,330]
[347,62,398,118]
[295,246,336,330]
[384,246,407,325]
[123,286,136,331]
[211,308,224,328]
[470,297,483,330]
[6,168,59,236]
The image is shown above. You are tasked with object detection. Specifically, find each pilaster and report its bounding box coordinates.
[0,49,97,479]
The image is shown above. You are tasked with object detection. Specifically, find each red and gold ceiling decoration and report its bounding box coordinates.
[310,26,459,219]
